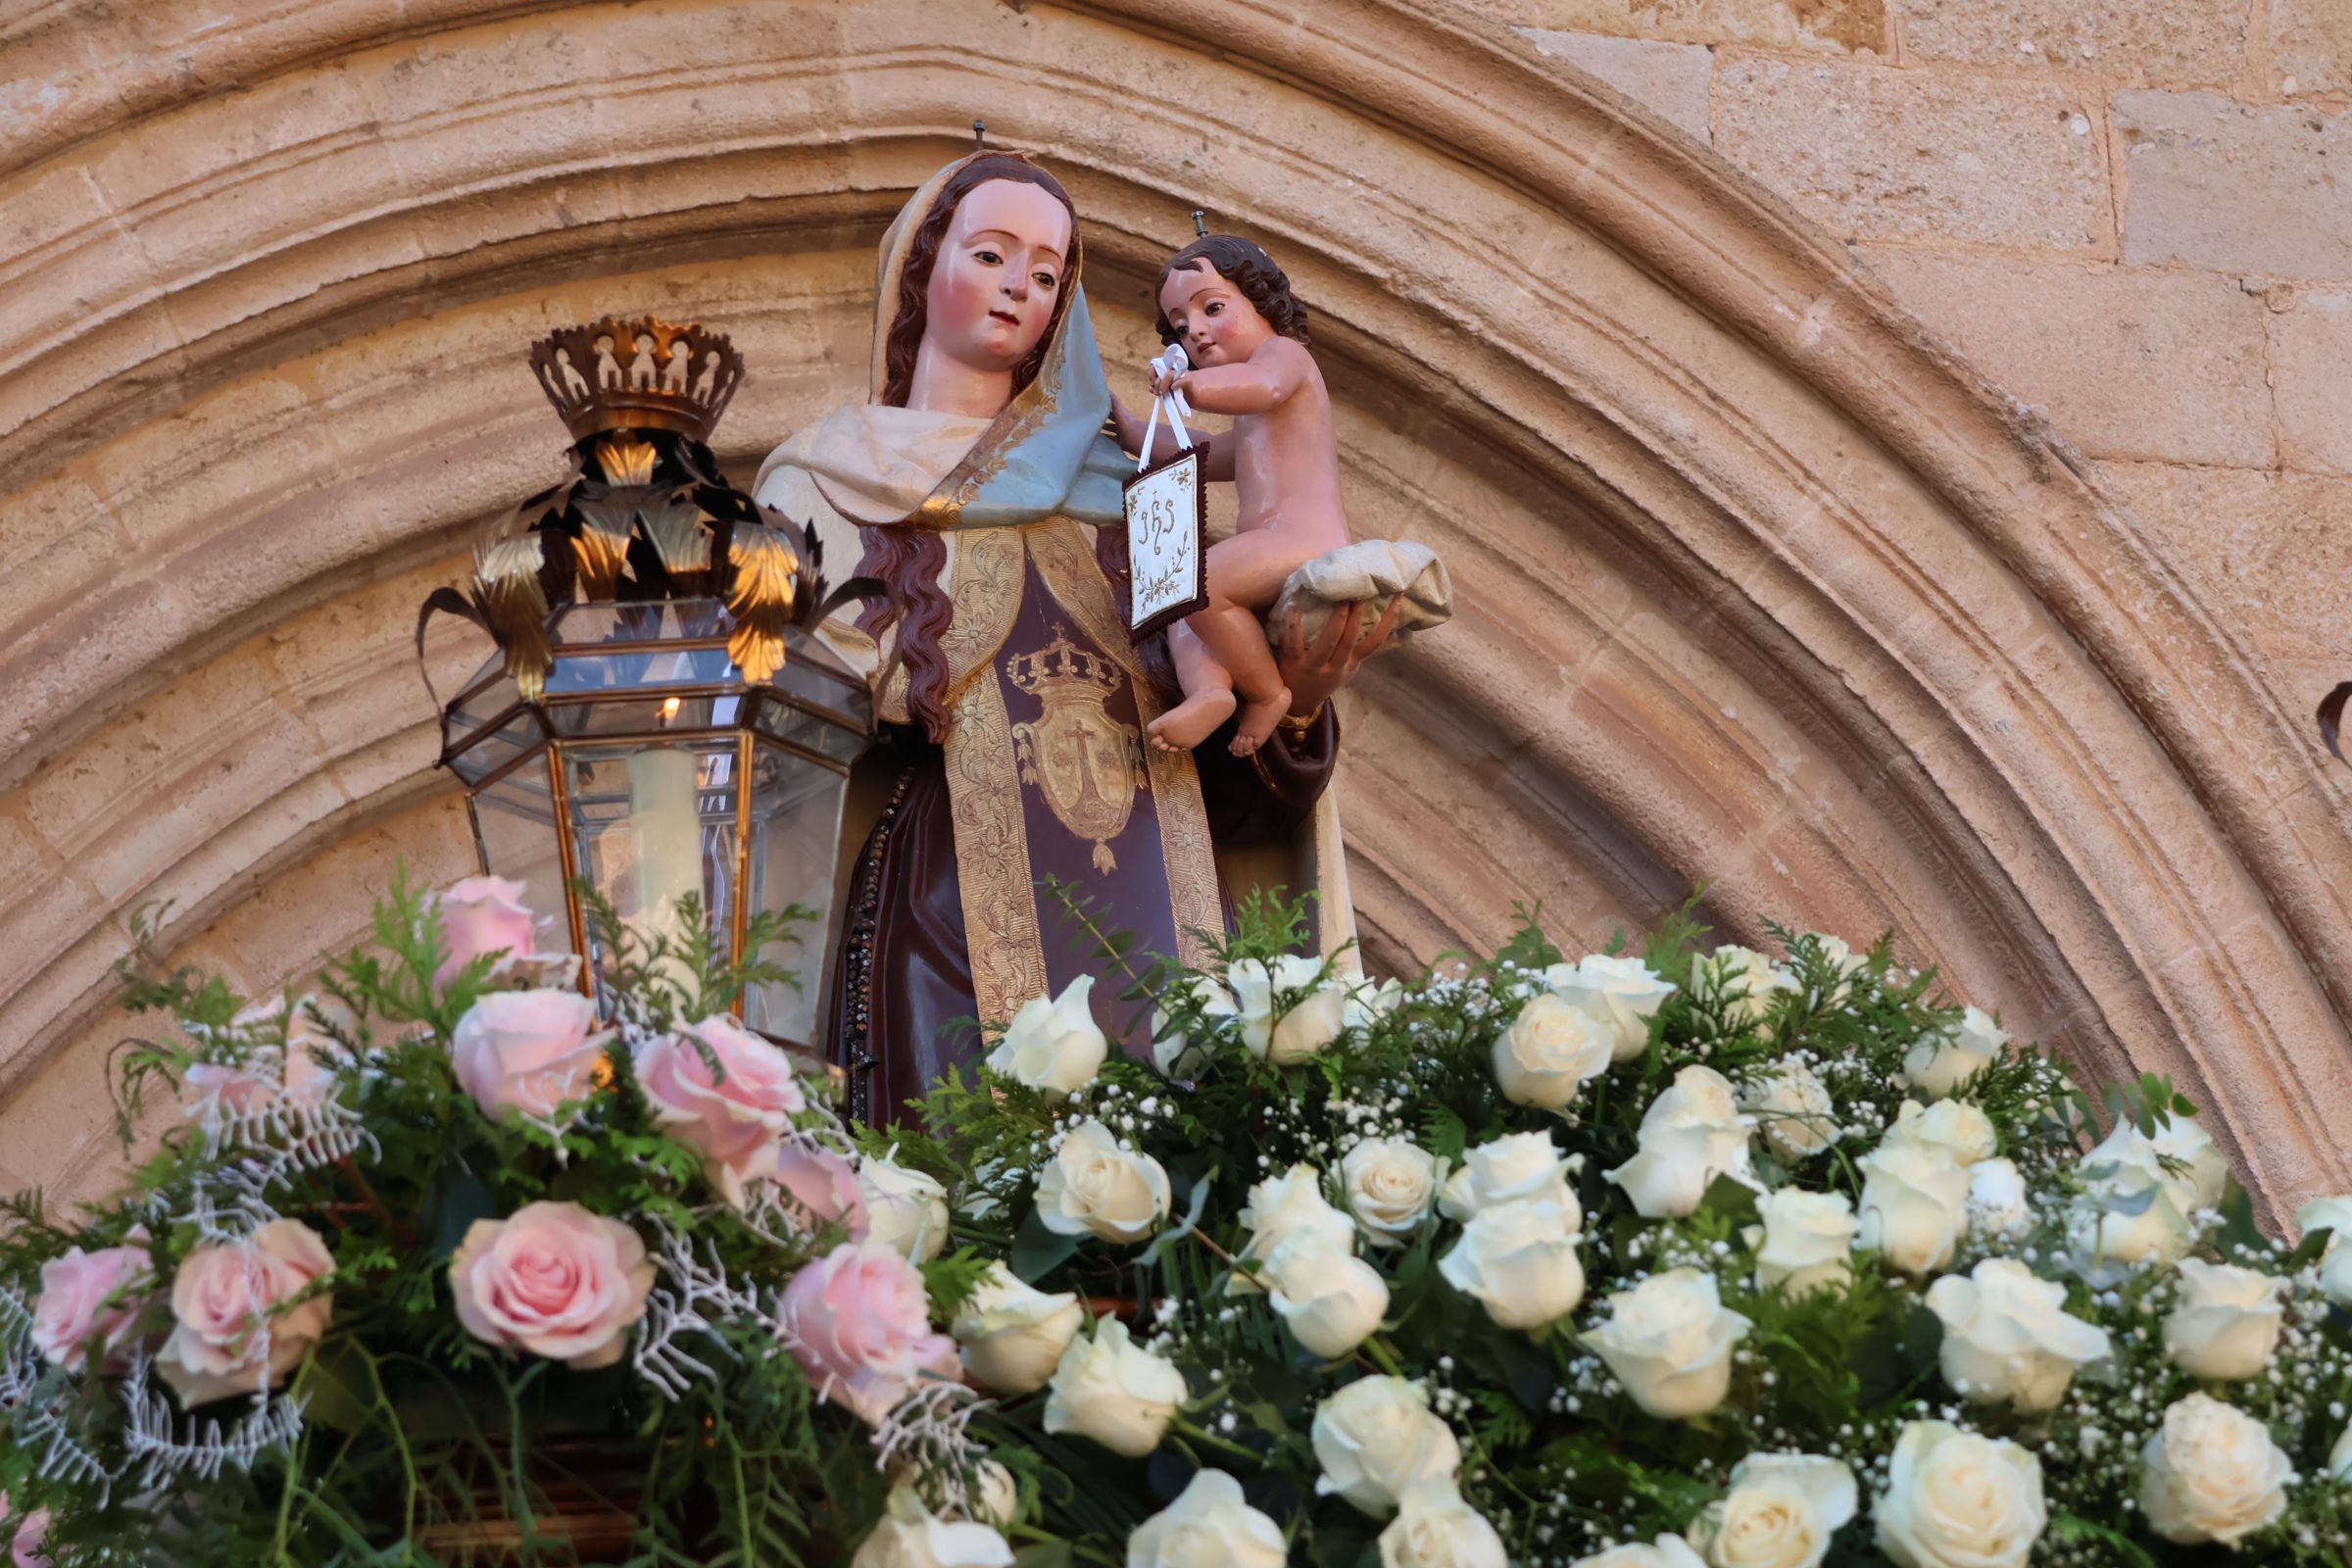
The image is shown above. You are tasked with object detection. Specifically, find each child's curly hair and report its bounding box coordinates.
[1156,235,1310,347]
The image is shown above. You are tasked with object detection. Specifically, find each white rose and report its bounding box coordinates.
[1883,1099,1996,1167]
[1903,1005,2006,1099]
[1700,945,1799,1027]
[986,975,1105,1096]
[1689,1452,1857,1568]
[2323,1244,2352,1309]
[2138,1392,2291,1547]
[1739,1058,1838,1161]
[1235,1163,1356,1294]
[2297,1195,2352,1250]
[1439,1198,1586,1334]
[1874,1421,2046,1568]
[1749,1190,1854,1299]
[1438,1131,1579,1228]
[1585,1268,1751,1420]
[1543,954,1677,1061]
[854,1487,1015,1568]
[2298,1195,2352,1305]
[1042,1317,1186,1458]
[1229,954,1348,1065]
[1151,974,1238,1079]
[2163,1259,2285,1382]
[2331,1418,2352,1481]
[952,1263,1084,1395]
[1347,976,1407,1032]
[1343,1139,1441,1249]
[959,1460,1021,1531]
[1925,1259,2111,1411]
[1311,1375,1462,1517]
[1380,1477,1510,1568]
[1607,1066,1757,1219]
[1126,1469,1286,1568]
[860,1156,953,1263]
[1493,993,1615,1111]
[1965,1158,2033,1242]
[1798,934,1870,1004]
[2069,1157,2193,1270]
[1572,1542,1706,1568]
[1264,1233,1391,1358]
[1857,1140,1970,1277]
[2087,1116,2229,1215]
[1035,1121,1170,1244]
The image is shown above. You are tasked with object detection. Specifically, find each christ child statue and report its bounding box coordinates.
[1118,235,1351,757]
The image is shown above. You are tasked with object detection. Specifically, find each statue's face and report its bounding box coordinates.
[1157,262,1272,368]
[922,178,1072,375]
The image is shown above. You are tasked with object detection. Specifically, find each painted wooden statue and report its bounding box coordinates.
[753,153,1411,1124]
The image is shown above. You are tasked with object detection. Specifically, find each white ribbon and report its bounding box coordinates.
[1136,343,1196,471]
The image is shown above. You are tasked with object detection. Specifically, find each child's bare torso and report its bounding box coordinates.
[1226,350,1350,564]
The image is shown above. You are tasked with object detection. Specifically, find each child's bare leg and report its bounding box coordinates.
[1188,530,1326,756]
[1185,602,1290,757]
[1146,621,1237,752]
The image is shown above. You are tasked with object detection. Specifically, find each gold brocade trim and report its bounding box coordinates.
[938,525,1027,712]
[936,526,1050,1028]
[1028,524,1222,968]
[945,672,1051,1029]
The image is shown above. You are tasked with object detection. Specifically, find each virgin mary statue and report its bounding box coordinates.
[754,152,1379,1124]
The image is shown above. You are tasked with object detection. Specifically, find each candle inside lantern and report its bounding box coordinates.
[626,734,702,987]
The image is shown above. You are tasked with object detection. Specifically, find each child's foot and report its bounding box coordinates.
[1148,688,1238,753]
[1229,686,1293,758]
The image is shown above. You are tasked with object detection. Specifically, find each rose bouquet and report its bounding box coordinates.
[0,872,1005,1566]
[866,892,2352,1567]
[10,874,2352,1568]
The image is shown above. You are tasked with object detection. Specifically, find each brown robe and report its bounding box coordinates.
[832,707,1339,1125]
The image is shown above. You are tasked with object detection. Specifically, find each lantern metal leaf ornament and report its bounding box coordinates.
[425,317,872,1056]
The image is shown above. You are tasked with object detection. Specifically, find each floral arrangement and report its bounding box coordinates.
[0,874,940,1565]
[6,876,2352,1568]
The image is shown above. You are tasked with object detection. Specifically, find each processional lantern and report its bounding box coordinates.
[424,317,871,1053]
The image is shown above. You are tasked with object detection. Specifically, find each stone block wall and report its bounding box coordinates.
[1496,0,2352,710]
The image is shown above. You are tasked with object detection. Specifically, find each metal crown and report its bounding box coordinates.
[528,316,744,442]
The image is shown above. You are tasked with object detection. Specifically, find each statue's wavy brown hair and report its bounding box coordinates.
[1156,234,1310,347]
[859,154,1080,742]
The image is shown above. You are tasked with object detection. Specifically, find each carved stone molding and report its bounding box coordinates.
[1,0,2344,1212]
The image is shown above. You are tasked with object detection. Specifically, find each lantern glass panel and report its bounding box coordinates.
[740,739,850,1044]
[469,755,568,921]
[544,643,739,696]
[448,706,548,786]
[558,740,742,995]
[553,598,731,643]
[548,694,750,738]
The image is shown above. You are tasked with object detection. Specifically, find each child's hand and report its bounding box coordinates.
[1109,393,1147,455]
[1149,365,1187,399]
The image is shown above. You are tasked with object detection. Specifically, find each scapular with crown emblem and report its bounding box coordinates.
[1005,627,1152,874]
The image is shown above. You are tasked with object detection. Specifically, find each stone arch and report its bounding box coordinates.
[3,0,2346,1210]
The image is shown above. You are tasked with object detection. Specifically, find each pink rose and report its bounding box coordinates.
[434,876,538,989]
[181,1060,270,1122]
[778,1241,959,1426]
[33,1242,152,1372]
[184,994,355,1124]
[158,1220,335,1406]
[450,1201,654,1370]
[451,990,612,1121]
[635,1016,808,1203]
[281,993,360,1106]
[1,1495,50,1568]
[766,1138,870,1238]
